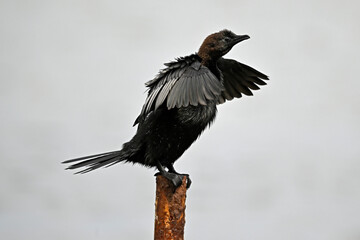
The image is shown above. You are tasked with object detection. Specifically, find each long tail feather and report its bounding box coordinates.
[62,150,124,174]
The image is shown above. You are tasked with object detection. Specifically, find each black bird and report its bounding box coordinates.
[63,29,269,188]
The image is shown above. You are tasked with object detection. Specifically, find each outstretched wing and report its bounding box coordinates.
[217,58,269,104]
[166,61,223,109]
[134,56,223,126]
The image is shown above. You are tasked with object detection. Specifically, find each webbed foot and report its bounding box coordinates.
[155,172,183,188]
[155,161,192,189]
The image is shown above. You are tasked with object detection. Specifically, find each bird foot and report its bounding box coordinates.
[182,174,192,189]
[155,172,191,189]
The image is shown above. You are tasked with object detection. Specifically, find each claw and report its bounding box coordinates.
[169,174,183,188]
[184,175,192,189]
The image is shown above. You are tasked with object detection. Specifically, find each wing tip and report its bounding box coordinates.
[262,75,270,80]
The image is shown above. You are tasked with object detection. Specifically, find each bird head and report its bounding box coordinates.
[198,29,250,64]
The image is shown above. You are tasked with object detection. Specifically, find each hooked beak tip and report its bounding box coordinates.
[235,34,250,43]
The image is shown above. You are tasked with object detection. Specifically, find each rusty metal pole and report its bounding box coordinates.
[154,175,187,240]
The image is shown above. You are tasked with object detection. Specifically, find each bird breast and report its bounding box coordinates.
[175,102,217,127]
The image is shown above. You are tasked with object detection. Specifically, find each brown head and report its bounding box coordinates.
[198,29,250,65]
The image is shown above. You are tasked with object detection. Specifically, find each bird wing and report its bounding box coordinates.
[217,58,269,104]
[134,55,223,126]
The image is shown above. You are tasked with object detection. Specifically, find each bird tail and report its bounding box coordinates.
[62,150,126,174]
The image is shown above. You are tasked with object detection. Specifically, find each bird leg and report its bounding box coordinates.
[155,161,186,188]
[167,164,192,189]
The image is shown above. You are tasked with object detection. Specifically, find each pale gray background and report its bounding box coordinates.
[1,0,359,239]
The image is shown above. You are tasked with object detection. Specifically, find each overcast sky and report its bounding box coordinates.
[1,0,359,239]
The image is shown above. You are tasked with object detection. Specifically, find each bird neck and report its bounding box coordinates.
[198,47,217,66]
[198,47,221,74]
[202,58,218,71]
[197,52,221,80]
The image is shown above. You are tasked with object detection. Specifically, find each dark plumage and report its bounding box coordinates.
[63,29,269,188]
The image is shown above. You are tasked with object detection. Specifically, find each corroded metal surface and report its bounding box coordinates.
[154,175,187,240]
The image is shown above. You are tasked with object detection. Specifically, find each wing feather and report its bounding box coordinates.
[167,77,185,109]
[135,55,267,126]
[227,70,253,96]
[203,72,223,99]
[217,58,269,104]
[155,77,178,110]
[199,74,215,100]
[224,70,243,98]
[166,63,222,110]
[188,76,197,106]
[145,85,163,114]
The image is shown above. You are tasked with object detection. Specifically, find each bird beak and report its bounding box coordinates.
[232,34,250,46]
